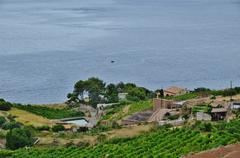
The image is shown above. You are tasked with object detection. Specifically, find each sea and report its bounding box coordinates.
[0,0,240,104]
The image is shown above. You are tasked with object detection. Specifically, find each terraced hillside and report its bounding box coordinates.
[2,119,240,158]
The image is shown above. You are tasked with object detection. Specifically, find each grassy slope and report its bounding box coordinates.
[101,100,152,121]
[4,119,240,158]
[5,108,54,127]
[14,105,84,119]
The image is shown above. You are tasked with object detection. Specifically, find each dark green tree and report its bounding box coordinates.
[0,116,7,127]
[2,121,21,130]
[6,128,33,150]
[105,84,119,103]
[69,77,106,107]
[0,99,11,111]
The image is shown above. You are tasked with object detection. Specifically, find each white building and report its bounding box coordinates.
[231,102,240,109]
[97,103,117,110]
[118,93,128,100]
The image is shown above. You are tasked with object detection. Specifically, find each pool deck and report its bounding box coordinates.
[59,117,97,128]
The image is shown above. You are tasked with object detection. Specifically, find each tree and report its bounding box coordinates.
[0,116,7,127]
[105,84,119,103]
[155,89,164,98]
[116,82,125,92]
[2,121,21,130]
[222,89,237,97]
[67,78,153,107]
[6,128,33,150]
[127,87,147,101]
[68,77,106,107]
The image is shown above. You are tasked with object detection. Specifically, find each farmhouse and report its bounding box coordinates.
[163,86,188,97]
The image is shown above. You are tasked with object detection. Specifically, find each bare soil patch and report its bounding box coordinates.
[184,144,240,158]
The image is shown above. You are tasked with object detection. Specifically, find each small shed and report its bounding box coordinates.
[211,108,228,121]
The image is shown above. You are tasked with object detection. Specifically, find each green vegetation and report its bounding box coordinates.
[6,128,33,150]
[100,102,128,121]
[192,104,212,114]
[0,99,12,111]
[52,124,65,132]
[167,114,180,120]
[128,100,152,114]
[167,92,198,101]
[101,101,152,122]
[4,119,240,157]
[67,77,153,107]
[13,105,84,119]
[0,116,7,127]
[2,121,22,130]
[36,125,50,131]
[166,86,240,101]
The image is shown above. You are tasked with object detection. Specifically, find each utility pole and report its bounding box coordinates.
[230,81,233,101]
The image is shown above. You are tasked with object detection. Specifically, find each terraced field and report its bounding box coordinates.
[2,119,240,158]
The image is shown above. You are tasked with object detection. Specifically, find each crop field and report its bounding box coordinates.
[2,119,240,158]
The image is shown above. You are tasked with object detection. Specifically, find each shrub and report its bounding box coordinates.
[78,127,88,132]
[0,150,13,158]
[6,128,33,150]
[0,100,11,111]
[222,89,237,97]
[0,116,7,127]
[112,121,121,129]
[210,95,216,100]
[36,125,50,131]
[198,122,212,132]
[167,115,180,120]
[76,141,90,148]
[52,124,65,132]
[97,134,107,143]
[2,121,21,130]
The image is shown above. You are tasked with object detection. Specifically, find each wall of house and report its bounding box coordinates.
[153,99,174,111]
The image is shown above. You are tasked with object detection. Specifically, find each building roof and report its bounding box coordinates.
[233,102,240,105]
[211,108,227,113]
[164,86,186,94]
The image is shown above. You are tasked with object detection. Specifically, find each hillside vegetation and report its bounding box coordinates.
[8,108,54,127]
[14,105,84,119]
[101,101,152,121]
[2,119,240,158]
